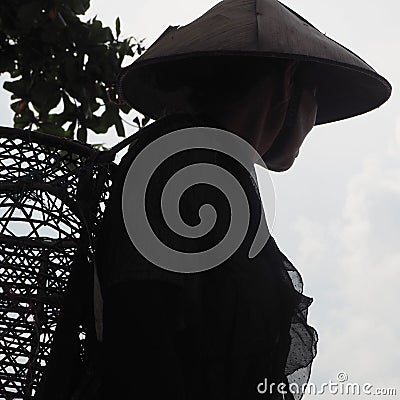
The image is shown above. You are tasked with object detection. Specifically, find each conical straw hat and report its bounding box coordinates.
[119,0,391,124]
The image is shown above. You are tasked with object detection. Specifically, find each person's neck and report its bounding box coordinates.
[207,98,276,163]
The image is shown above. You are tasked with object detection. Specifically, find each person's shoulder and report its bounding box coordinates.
[120,113,203,164]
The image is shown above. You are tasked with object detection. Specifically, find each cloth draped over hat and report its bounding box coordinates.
[118,0,391,125]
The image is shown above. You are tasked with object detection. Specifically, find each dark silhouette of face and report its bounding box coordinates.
[263,82,318,171]
[214,62,318,170]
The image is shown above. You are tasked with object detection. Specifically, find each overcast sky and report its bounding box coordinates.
[1,1,399,398]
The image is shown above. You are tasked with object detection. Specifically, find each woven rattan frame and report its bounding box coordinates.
[0,127,113,400]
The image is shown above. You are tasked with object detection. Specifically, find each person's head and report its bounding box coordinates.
[119,0,391,160]
[154,56,318,171]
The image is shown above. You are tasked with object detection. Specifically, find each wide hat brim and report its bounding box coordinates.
[119,0,392,125]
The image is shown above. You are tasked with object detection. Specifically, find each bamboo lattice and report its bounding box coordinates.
[0,127,112,400]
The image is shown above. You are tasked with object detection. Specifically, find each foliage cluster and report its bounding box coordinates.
[0,0,145,141]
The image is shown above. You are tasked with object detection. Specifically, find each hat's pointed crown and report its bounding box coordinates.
[119,0,391,124]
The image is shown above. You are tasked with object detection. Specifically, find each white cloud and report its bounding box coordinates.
[294,150,400,396]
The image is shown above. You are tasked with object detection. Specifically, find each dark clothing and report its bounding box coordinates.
[96,113,318,399]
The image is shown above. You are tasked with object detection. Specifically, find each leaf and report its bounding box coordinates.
[30,81,62,114]
[37,123,66,137]
[13,106,35,128]
[85,114,112,134]
[77,126,87,142]
[115,17,121,38]
[142,115,151,127]
[70,0,91,15]
[4,79,26,98]
[119,103,132,114]
[10,69,21,79]
[11,100,26,113]
[132,116,140,127]
[88,20,113,44]
[65,121,77,138]
[115,117,125,137]
[62,92,77,116]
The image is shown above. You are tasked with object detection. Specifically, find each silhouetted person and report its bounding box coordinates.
[96,1,391,399]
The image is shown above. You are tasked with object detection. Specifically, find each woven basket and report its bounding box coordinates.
[0,127,113,400]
